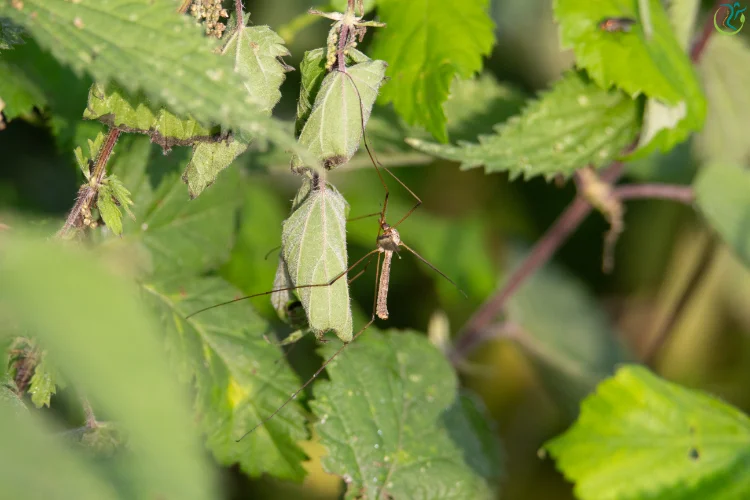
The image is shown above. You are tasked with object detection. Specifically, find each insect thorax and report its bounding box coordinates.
[377,225,401,253]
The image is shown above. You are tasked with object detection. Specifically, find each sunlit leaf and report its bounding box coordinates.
[0,57,46,121]
[312,330,503,498]
[371,0,495,141]
[282,178,352,342]
[545,365,750,500]
[408,71,639,180]
[183,138,249,199]
[28,353,61,409]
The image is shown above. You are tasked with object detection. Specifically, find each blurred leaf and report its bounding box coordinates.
[667,0,699,50]
[74,422,124,458]
[83,82,216,149]
[0,17,24,49]
[311,330,502,498]
[695,163,750,268]
[143,277,309,481]
[282,178,352,342]
[97,136,241,277]
[506,253,630,417]
[694,36,750,166]
[0,404,119,500]
[5,0,315,164]
[0,232,216,499]
[371,0,495,141]
[292,57,387,171]
[0,57,46,121]
[0,383,27,414]
[181,23,290,197]
[408,71,639,180]
[545,365,750,500]
[28,353,60,408]
[0,38,93,147]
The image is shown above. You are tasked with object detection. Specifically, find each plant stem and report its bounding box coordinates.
[614,184,695,204]
[177,0,192,14]
[449,9,718,364]
[57,128,121,239]
[82,397,99,429]
[235,0,243,24]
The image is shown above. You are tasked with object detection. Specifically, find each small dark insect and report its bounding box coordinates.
[598,17,637,33]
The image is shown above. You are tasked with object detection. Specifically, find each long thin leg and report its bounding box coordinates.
[399,242,467,298]
[237,249,385,441]
[186,249,380,319]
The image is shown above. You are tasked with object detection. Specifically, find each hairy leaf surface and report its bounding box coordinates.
[143,277,309,481]
[282,179,352,342]
[292,58,387,171]
[4,0,315,165]
[408,72,639,180]
[546,365,750,500]
[371,0,495,141]
[312,330,503,499]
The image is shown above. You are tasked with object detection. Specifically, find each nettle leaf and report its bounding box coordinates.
[28,353,61,409]
[554,0,706,155]
[282,178,352,342]
[96,136,240,277]
[292,57,387,171]
[143,277,309,481]
[182,23,291,198]
[5,0,315,165]
[407,71,639,180]
[506,252,631,417]
[694,36,750,166]
[371,0,495,141]
[183,138,249,199]
[311,330,503,498]
[271,255,308,331]
[0,58,46,121]
[295,48,328,137]
[84,82,217,149]
[545,365,750,500]
[695,163,750,268]
[0,17,24,50]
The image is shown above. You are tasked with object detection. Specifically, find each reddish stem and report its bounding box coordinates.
[614,184,694,204]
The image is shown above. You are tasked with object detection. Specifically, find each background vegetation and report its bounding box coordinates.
[1,0,749,499]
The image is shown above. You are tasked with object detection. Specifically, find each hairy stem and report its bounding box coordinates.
[235,0,243,24]
[57,128,121,239]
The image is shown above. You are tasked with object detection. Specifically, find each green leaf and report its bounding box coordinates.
[97,184,123,235]
[0,16,24,49]
[28,353,60,408]
[295,48,328,138]
[271,255,308,330]
[694,36,750,166]
[506,251,631,417]
[96,136,240,277]
[0,232,216,499]
[292,57,387,171]
[83,82,216,149]
[107,174,134,219]
[4,0,315,165]
[143,276,309,481]
[183,138,249,199]
[554,0,703,105]
[371,0,496,141]
[181,23,291,197]
[695,163,750,268]
[407,71,639,180]
[667,0,699,51]
[0,57,46,121]
[282,178,352,342]
[0,404,119,500]
[311,330,503,498]
[545,365,750,500]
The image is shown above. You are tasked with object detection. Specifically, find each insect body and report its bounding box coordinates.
[598,17,636,33]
